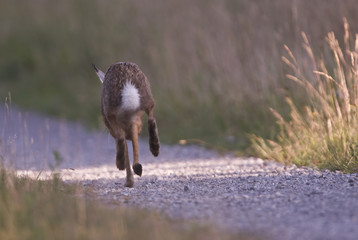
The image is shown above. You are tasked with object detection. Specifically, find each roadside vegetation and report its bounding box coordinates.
[2,0,358,152]
[252,20,358,173]
[0,168,257,240]
[1,2,358,166]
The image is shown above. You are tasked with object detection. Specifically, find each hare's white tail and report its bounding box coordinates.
[121,82,140,111]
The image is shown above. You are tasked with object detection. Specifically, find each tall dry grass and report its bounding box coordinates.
[252,19,358,173]
[1,0,358,150]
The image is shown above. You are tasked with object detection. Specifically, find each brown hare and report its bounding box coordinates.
[93,62,160,187]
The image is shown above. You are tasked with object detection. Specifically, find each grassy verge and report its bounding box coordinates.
[2,1,358,151]
[0,169,258,240]
[251,20,358,173]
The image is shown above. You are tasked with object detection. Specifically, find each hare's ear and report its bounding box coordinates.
[92,64,105,83]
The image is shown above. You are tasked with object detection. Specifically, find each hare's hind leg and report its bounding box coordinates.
[131,122,142,176]
[116,136,134,186]
[148,109,160,157]
[123,139,134,187]
[116,131,134,187]
[116,138,125,170]
[107,115,134,187]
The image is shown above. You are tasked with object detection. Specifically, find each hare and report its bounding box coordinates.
[93,62,160,187]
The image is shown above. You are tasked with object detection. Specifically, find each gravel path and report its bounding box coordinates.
[1,105,358,240]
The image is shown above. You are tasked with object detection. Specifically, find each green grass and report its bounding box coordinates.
[1,0,358,169]
[2,0,358,152]
[0,169,258,240]
[251,20,358,173]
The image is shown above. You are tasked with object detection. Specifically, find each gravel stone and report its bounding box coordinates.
[1,105,358,240]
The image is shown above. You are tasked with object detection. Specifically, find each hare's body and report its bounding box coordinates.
[94,62,160,187]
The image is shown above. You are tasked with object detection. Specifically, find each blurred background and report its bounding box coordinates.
[1,0,358,153]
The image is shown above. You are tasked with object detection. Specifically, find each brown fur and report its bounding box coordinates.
[94,62,160,187]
